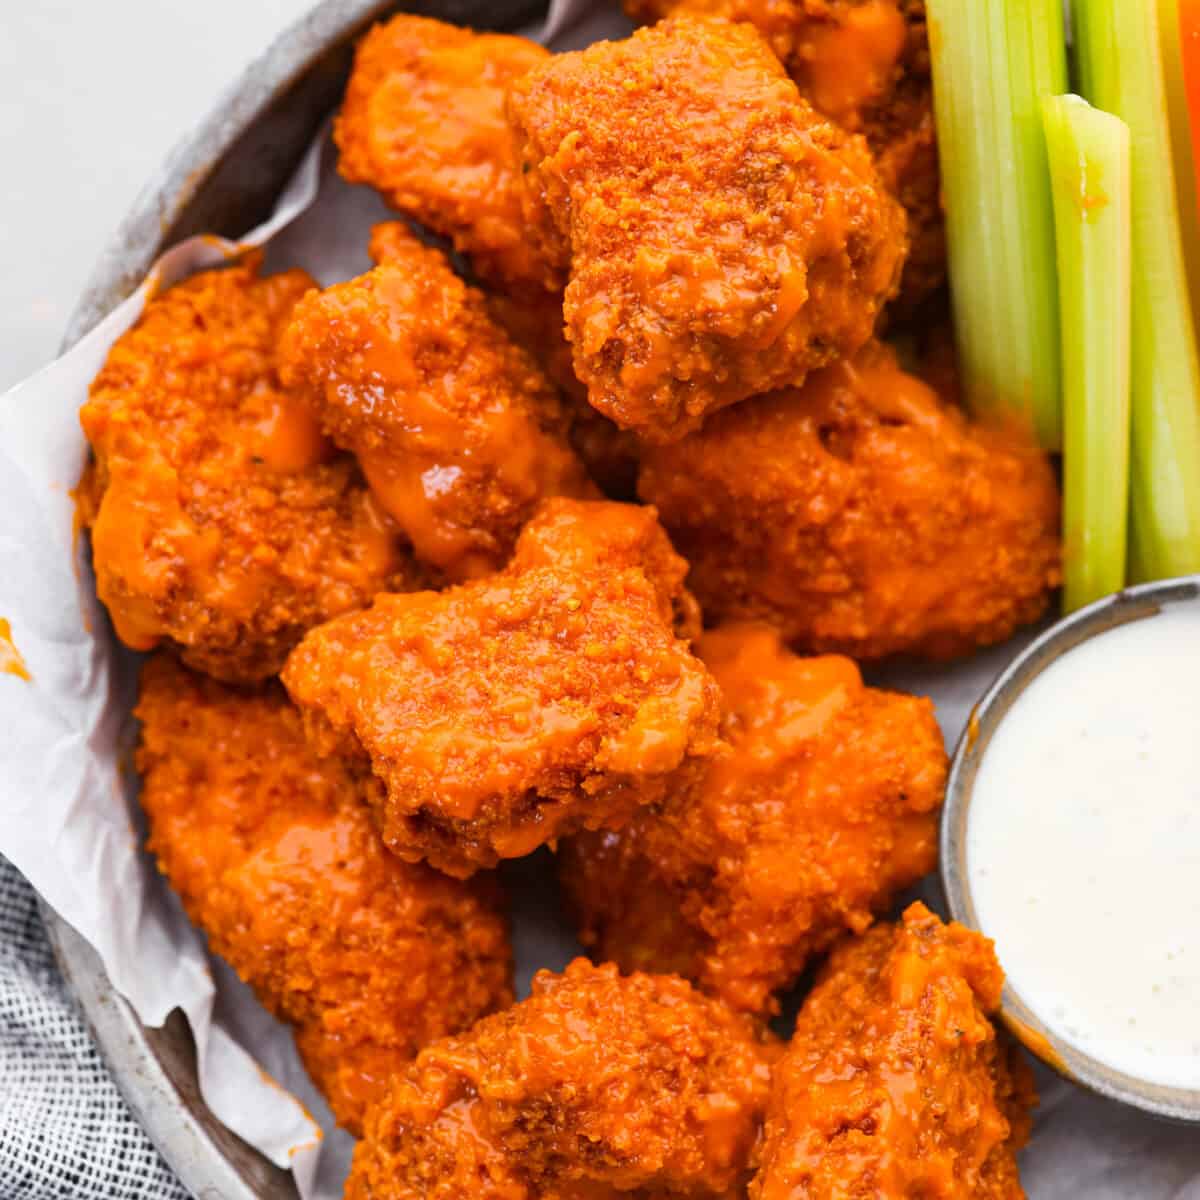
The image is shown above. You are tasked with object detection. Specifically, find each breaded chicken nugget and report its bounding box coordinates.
[639,342,1060,660]
[510,497,702,639]
[78,255,419,683]
[507,15,907,442]
[278,224,593,581]
[281,525,722,877]
[753,903,1035,1199]
[336,14,557,293]
[346,958,779,1200]
[135,655,513,1135]
[626,0,943,311]
[560,624,946,1015]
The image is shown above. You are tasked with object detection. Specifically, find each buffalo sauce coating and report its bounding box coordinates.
[639,341,1061,660]
[280,518,723,877]
[78,254,418,682]
[0,618,31,681]
[509,497,702,639]
[507,15,907,443]
[335,14,557,293]
[134,655,513,1135]
[560,623,946,1014]
[278,224,593,582]
[752,903,1036,1199]
[345,958,779,1200]
[623,0,943,312]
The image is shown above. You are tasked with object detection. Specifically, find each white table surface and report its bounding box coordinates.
[0,1,313,393]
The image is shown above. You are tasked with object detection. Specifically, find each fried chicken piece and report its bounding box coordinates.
[639,342,1061,660]
[507,15,907,442]
[510,497,702,639]
[335,14,557,294]
[278,224,593,581]
[561,624,945,1015]
[346,958,779,1200]
[626,0,943,312]
[135,654,512,1135]
[281,522,722,877]
[752,903,1036,1199]
[78,255,418,683]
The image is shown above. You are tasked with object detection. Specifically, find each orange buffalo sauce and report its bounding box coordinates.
[800,0,908,130]
[0,619,31,681]
[245,387,333,473]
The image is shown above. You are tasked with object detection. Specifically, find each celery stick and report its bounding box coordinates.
[1074,0,1200,580]
[1042,95,1132,611]
[927,0,1067,449]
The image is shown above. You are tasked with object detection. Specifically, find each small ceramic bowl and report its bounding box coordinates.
[940,574,1200,1124]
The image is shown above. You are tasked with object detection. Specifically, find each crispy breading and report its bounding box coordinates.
[510,497,702,639]
[278,224,592,581]
[507,15,907,442]
[752,904,1036,1199]
[78,255,419,682]
[639,342,1060,659]
[135,655,513,1135]
[281,513,722,877]
[625,0,943,312]
[335,14,557,293]
[346,959,779,1200]
[561,624,946,1014]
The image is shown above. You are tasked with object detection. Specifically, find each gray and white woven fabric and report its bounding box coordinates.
[0,854,187,1200]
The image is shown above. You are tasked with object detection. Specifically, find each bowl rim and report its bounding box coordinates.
[45,0,540,1194]
[940,573,1200,1124]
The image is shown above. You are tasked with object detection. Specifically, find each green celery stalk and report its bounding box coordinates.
[1074,0,1200,580]
[1042,95,1132,611]
[927,0,1067,449]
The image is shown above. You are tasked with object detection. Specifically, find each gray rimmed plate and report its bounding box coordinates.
[940,575,1200,1125]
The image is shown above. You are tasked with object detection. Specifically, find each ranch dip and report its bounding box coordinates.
[967,606,1200,1089]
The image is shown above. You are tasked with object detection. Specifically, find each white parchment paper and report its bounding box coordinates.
[0,2,1197,1196]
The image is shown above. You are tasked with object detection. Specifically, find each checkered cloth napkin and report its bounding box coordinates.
[0,854,187,1199]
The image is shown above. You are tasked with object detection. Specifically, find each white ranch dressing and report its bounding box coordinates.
[967,606,1200,1089]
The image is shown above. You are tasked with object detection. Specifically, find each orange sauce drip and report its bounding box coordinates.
[248,390,334,473]
[802,0,907,127]
[0,618,31,681]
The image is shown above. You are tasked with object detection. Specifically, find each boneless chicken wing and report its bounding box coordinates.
[281,503,722,877]
[639,342,1061,659]
[752,904,1035,1199]
[336,14,556,293]
[135,655,513,1135]
[626,0,942,311]
[345,958,779,1200]
[561,624,947,1015]
[278,224,592,581]
[507,15,907,441]
[78,255,419,682]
